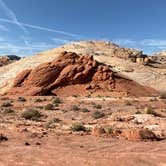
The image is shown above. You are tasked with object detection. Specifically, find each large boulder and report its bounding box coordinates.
[121,129,158,141]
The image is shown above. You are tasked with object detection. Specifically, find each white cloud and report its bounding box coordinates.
[0,18,82,38]
[0,0,28,33]
[0,41,56,56]
[140,39,166,46]
[52,38,73,44]
[112,39,136,45]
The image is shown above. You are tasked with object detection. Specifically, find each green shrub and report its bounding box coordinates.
[104,127,113,134]
[71,105,80,111]
[81,108,90,113]
[45,104,54,110]
[45,118,61,129]
[92,111,105,119]
[159,93,166,99]
[94,104,102,109]
[70,123,86,132]
[144,107,156,115]
[18,97,26,102]
[1,102,13,107]
[52,98,61,104]
[3,109,15,114]
[35,98,45,102]
[21,109,42,120]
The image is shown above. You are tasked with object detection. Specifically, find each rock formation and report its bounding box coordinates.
[0,55,21,67]
[9,51,156,96]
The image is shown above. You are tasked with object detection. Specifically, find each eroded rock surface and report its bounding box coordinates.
[9,52,156,96]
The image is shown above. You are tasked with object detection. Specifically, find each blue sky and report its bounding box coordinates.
[0,0,166,56]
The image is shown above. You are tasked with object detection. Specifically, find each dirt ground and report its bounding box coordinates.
[0,95,166,166]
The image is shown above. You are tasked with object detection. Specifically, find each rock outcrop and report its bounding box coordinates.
[121,129,158,141]
[0,55,21,67]
[8,52,156,96]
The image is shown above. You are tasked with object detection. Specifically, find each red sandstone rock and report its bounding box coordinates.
[121,129,158,141]
[91,127,105,137]
[9,52,157,96]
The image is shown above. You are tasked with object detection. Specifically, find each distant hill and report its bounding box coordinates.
[0,55,21,67]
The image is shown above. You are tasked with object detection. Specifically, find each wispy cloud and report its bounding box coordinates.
[0,0,84,56]
[0,24,8,31]
[0,0,28,34]
[0,18,82,38]
[113,38,166,47]
[0,41,57,56]
[112,38,166,54]
[52,38,73,44]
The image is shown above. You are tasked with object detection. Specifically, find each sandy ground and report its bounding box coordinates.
[0,95,166,166]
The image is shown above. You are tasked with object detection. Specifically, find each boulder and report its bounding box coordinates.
[121,129,158,141]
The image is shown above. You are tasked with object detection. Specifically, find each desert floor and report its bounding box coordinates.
[0,95,166,166]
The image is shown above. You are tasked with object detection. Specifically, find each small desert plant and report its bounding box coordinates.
[104,127,113,134]
[1,102,13,107]
[71,105,80,111]
[159,93,166,99]
[144,107,156,115]
[52,98,61,104]
[21,109,42,120]
[81,108,90,113]
[92,111,105,119]
[70,123,86,132]
[45,118,61,129]
[3,109,15,114]
[45,104,54,110]
[17,97,26,102]
[94,104,102,109]
[35,98,46,102]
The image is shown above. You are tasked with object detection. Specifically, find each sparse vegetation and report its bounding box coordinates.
[35,98,46,102]
[104,127,113,134]
[45,104,54,110]
[52,98,61,104]
[21,109,42,120]
[71,105,80,111]
[94,104,102,109]
[159,93,166,99]
[1,102,13,107]
[144,107,156,115]
[3,109,15,114]
[17,97,26,102]
[45,118,61,129]
[70,123,86,132]
[92,111,105,119]
[81,108,90,113]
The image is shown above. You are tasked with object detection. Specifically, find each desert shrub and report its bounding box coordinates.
[81,108,90,113]
[17,97,26,102]
[94,104,102,109]
[21,109,42,120]
[70,123,86,132]
[71,105,80,111]
[1,102,13,107]
[159,93,166,99]
[45,118,61,129]
[52,98,61,104]
[104,127,113,134]
[144,107,156,115]
[45,104,54,110]
[35,98,46,102]
[92,111,105,119]
[3,109,15,114]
